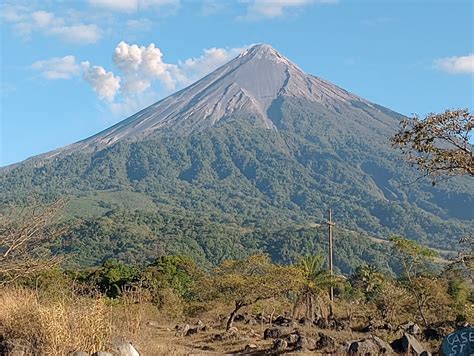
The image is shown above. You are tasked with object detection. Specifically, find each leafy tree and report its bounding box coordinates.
[145,255,200,301]
[350,264,385,302]
[94,259,137,298]
[292,255,334,321]
[391,108,473,180]
[444,236,473,319]
[447,278,471,309]
[210,254,302,331]
[390,235,438,326]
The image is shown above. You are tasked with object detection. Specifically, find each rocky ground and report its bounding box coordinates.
[3,308,468,355]
[114,313,468,355]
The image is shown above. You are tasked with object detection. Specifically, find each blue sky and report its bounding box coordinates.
[1,0,473,166]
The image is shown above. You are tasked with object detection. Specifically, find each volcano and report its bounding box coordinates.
[1,44,472,268]
[30,44,399,158]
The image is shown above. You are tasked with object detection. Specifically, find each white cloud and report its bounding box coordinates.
[111,41,247,95]
[89,0,179,12]
[81,62,121,101]
[1,4,29,22]
[29,42,246,116]
[200,0,226,16]
[48,24,102,44]
[241,0,337,19]
[104,43,246,115]
[31,10,55,27]
[88,0,137,11]
[434,54,474,74]
[179,47,247,84]
[1,5,102,44]
[126,18,153,32]
[31,56,81,80]
[113,41,177,93]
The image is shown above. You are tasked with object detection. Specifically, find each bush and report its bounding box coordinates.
[0,287,112,355]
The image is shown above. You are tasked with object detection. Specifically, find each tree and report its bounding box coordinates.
[211,254,302,331]
[292,255,334,321]
[142,255,203,304]
[92,259,138,298]
[444,236,474,319]
[391,109,473,181]
[374,280,411,321]
[445,235,473,281]
[0,199,68,285]
[389,235,438,326]
[350,264,385,302]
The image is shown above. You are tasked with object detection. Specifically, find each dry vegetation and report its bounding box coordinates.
[0,200,472,355]
[0,287,111,355]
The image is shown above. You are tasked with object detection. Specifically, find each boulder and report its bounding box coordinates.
[329,317,350,331]
[175,324,190,337]
[263,327,282,340]
[298,317,312,326]
[286,332,300,345]
[212,334,223,342]
[243,344,257,353]
[92,353,113,356]
[185,327,199,337]
[295,336,310,351]
[362,322,376,333]
[274,315,292,326]
[315,332,336,350]
[391,333,427,355]
[227,326,238,335]
[349,335,394,355]
[271,339,288,351]
[0,339,29,356]
[400,322,421,335]
[110,341,140,356]
[233,314,245,322]
[424,326,446,341]
[69,352,89,356]
[212,327,239,342]
[314,317,329,329]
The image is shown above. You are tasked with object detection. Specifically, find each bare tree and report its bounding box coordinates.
[391,109,473,182]
[0,199,68,285]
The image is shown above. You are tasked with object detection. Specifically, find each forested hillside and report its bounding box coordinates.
[1,103,472,268]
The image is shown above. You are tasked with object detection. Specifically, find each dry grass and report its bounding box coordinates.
[0,285,455,355]
[0,287,112,355]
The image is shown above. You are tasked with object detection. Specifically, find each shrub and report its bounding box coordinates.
[0,287,112,355]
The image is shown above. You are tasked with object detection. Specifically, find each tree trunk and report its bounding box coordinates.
[226,301,243,331]
[269,306,275,326]
[416,294,429,327]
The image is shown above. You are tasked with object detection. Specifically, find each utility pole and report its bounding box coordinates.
[326,208,335,317]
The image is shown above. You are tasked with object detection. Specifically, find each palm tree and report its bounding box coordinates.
[292,255,334,321]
